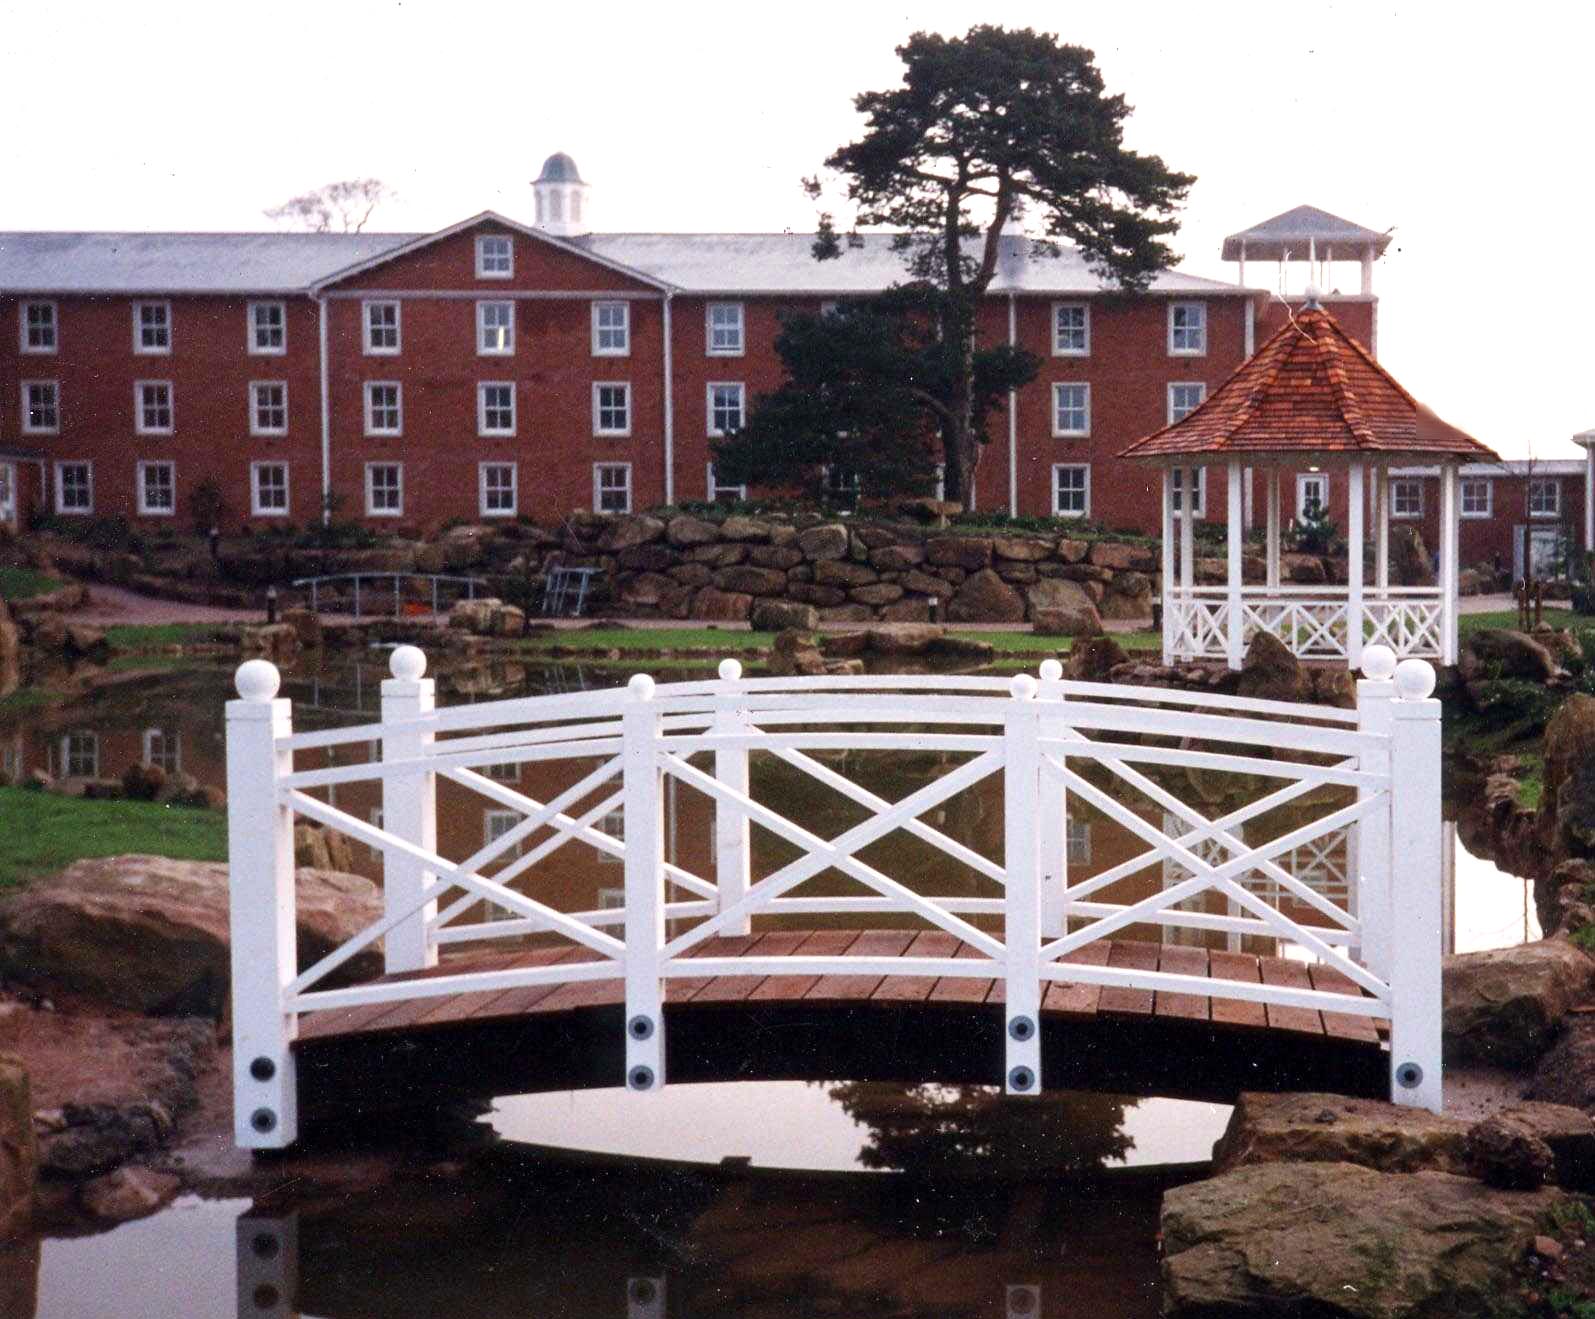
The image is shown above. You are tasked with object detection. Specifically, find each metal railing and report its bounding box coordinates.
[291,573,489,620]
[224,644,1443,1148]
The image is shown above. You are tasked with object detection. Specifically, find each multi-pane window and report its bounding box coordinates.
[366,462,403,516]
[136,381,173,434]
[364,382,402,435]
[594,463,631,514]
[477,300,514,355]
[475,234,513,278]
[1168,382,1206,424]
[21,302,56,353]
[137,460,175,515]
[478,383,515,436]
[479,462,517,517]
[597,808,625,863]
[1052,383,1090,437]
[1053,303,1089,355]
[1171,467,1205,516]
[707,463,747,503]
[60,732,99,779]
[707,382,744,436]
[134,301,171,353]
[593,382,631,435]
[1530,479,1561,517]
[55,462,92,513]
[823,465,861,506]
[1391,478,1423,518]
[592,301,630,355]
[141,727,180,773]
[22,381,59,433]
[364,301,400,354]
[250,382,287,436]
[248,301,286,354]
[1066,819,1092,865]
[1053,464,1089,517]
[1460,478,1493,518]
[1169,302,1207,355]
[1298,473,1328,517]
[707,302,744,355]
[251,462,288,516]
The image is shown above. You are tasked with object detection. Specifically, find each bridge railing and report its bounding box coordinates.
[225,643,1442,1148]
[291,572,489,620]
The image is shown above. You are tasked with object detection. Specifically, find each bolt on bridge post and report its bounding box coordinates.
[226,659,299,1149]
[1003,673,1043,1095]
[713,658,751,936]
[623,673,666,1091]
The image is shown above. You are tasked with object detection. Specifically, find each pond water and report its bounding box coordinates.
[0,651,1544,1317]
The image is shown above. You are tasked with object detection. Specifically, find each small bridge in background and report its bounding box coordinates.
[225,646,1443,1149]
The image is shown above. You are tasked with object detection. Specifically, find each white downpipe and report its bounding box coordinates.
[1440,465,1459,666]
[317,297,331,526]
[1007,293,1018,517]
[662,294,675,507]
[1161,468,1176,664]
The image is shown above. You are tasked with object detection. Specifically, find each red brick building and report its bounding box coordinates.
[0,168,1398,539]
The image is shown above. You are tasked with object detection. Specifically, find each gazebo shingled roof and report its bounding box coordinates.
[1118,304,1501,464]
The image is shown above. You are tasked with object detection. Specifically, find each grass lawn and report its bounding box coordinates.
[0,565,65,601]
[104,622,229,651]
[0,786,228,891]
[1458,608,1582,638]
[0,688,67,715]
[520,627,777,653]
[961,629,1161,653]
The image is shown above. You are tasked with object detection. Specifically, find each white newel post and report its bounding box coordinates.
[1386,658,1444,1112]
[381,646,437,973]
[1226,459,1244,670]
[1355,646,1397,980]
[1003,674,1042,1095]
[623,673,666,1090]
[713,658,751,936]
[1160,468,1175,665]
[227,659,299,1149]
[1037,660,1068,937]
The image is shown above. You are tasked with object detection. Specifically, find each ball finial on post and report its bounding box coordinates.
[389,645,427,681]
[1361,645,1397,682]
[1394,658,1437,701]
[1009,673,1038,701]
[718,657,743,682]
[628,673,656,700]
[1038,659,1063,683]
[234,659,281,702]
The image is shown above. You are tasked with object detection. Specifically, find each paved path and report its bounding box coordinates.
[72,582,268,627]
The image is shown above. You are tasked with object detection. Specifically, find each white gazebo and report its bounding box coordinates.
[1121,295,1501,671]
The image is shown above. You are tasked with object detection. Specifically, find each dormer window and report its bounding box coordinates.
[476,234,513,278]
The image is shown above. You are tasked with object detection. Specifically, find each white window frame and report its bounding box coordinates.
[475,234,513,279]
[250,461,289,517]
[1296,473,1328,519]
[249,381,288,437]
[365,462,404,517]
[707,462,747,503]
[477,382,516,437]
[248,301,287,355]
[706,382,745,437]
[1529,478,1562,518]
[1460,478,1493,519]
[1390,478,1423,519]
[1052,463,1090,518]
[141,727,181,773]
[363,382,402,436]
[1066,819,1092,866]
[1172,467,1206,518]
[1167,382,1206,425]
[21,380,59,435]
[1168,301,1207,356]
[592,301,630,356]
[363,300,400,355]
[60,731,99,780]
[593,382,632,437]
[1052,302,1089,356]
[483,808,522,852]
[136,459,176,516]
[706,301,745,356]
[476,300,515,356]
[20,301,57,354]
[597,808,625,863]
[135,380,174,435]
[54,461,93,514]
[1051,382,1090,438]
[133,300,171,354]
[478,461,517,518]
[594,462,632,514]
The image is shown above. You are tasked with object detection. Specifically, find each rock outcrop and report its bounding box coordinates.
[1210,1091,1471,1177]
[1442,937,1595,1068]
[0,1057,34,1239]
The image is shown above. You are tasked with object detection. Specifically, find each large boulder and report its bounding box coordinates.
[751,600,818,633]
[1064,635,1128,681]
[1541,693,1595,858]
[714,566,788,597]
[926,536,993,572]
[1210,1091,1471,1178]
[1281,552,1327,585]
[0,855,384,1017]
[813,560,877,589]
[718,515,771,543]
[1236,630,1306,702]
[1390,524,1437,587]
[666,515,719,548]
[1087,540,1157,572]
[1459,628,1560,684]
[869,543,925,572]
[1443,938,1595,1068]
[597,515,665,552]
[278,607,323,649]
[1098,572,1153,621]
[1471,1103,1595,1192]
[692,587,753,622]
[992,537,1052,563]
[947,569,1024,623]
[238,623,300,662]
[767,629,825,677]
[448,596,501,635]
[0,1057,33,1239]
[80,1166,181,1223]
[1161,1161,1568,1318]
[864,625,944,657]
[797,524,849,562]
[1026,579,1102,635]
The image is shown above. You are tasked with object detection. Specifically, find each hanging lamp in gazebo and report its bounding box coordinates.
[1119,294,1500,670]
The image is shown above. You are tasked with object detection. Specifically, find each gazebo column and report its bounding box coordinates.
[1374,467,1390,593]
[1265,468,1281,590]
[1180,467,1195,645]
[1161,468,1175,664]
[1347,462,1365,669]
[1226,459,1244,669]
[1440,464,1460,665]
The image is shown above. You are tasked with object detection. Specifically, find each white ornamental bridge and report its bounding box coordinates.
[225,644,1444,1150]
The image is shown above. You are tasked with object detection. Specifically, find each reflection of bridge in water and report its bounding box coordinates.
[225,645,1446,1150]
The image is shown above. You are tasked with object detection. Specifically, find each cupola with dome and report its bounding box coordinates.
[533,152,590,237]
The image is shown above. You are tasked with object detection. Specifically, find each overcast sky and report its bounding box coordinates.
[3,1,1586,460]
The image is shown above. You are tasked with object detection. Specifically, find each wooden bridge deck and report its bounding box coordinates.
[291,931,1387,1120]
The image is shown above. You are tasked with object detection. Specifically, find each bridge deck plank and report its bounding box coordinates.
[806,931,916,1001]
[687,931,810,1003]
[412,946,581,1028]
[869,931,960,1002]
[749,930,862,1001]
[1155,946,1211,1020]
[927,940,995,1005]
[1206,950,1269,1029]
[1309,964,1383,1042]
[667,935,761,1001]
[1258,956,1325,1035]
[1099,941,1159,1016]
[1042,943,1111,1018]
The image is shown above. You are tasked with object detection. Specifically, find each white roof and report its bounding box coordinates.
[0,227,1243,298]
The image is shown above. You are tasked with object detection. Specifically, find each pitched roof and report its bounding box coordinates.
[1118,303,1500,463]
[1221,205,1391,263]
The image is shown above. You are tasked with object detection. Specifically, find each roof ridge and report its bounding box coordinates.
[1311,316,1380,450]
